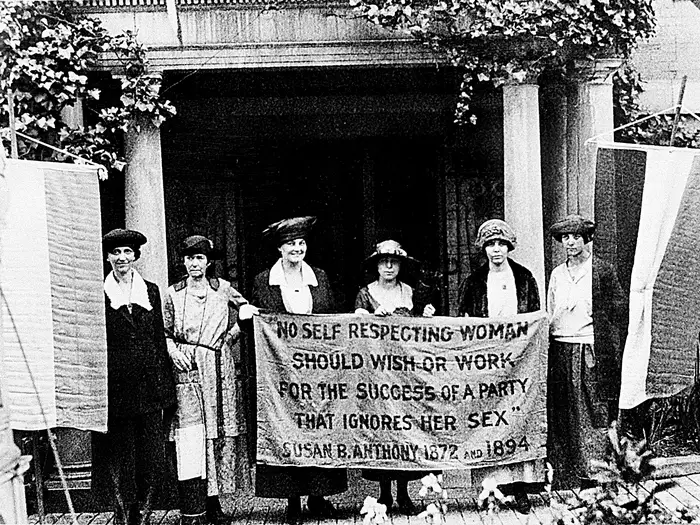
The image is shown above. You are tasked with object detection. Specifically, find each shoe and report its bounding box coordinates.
[396,497,419,516]
[206,496,228,524]
[286,497,302,523]
[511,491,531,514]
[307,496,337,518]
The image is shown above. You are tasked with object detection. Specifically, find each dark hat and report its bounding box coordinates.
[475,219,517,251]
[103,229,147,258]
[550,214,595,242]
[364,240,420,276]
[179,235,223,259]
[263,216,317,246]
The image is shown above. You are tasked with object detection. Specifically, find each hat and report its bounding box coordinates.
[550,214,595,242]
[364,240,420,275]
[263,216,317,246]
[475,219,517,250]
[179,235,223,259]
[103,228,147,259]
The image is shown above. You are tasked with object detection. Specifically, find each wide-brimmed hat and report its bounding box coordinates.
[364,240,420,276]
[179,235,223,260]
[475,219,517,251]
[263,216,317,246]
[103,228,147,259]
[550,214,595,242]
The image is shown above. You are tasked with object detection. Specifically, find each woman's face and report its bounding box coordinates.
[377,256,401,282]
[184,253,209,279]
[561,233,586,258]
[279,238,307,265]
[107,246,136,277]
[484,239,510,267]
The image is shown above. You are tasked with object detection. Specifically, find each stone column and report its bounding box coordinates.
[124,73,169,290]
[566,58,623,218]
[503,78,545,299]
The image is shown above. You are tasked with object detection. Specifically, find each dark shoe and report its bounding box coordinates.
[511,491,531,514]
[307,496,337,518]
[396,497,419,516]
[580,478,597,490]
[377,494,393,513]
[286,497,302,523]
[206,496,228,524]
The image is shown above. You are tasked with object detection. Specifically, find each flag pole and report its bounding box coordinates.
[669,75,687,147]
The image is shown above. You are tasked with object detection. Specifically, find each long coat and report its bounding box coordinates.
[458,259,541,317]
[251,265,348,498]
[92,278,176,507]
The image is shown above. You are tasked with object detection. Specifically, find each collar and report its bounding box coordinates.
[104,269,153,311]
[268,259,318,287]
[566,255,592,283]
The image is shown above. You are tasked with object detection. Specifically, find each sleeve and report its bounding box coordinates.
[547,270,556,320]
[527,272,541,312]
[162,289,178,357]
[354,287,376,313]
[227,285,249,309]
[150,285,171,361]
[411,281,436,316]
[457,278,471,317]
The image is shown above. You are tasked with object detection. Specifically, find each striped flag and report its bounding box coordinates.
[1,159,107,432]
[595,144,700,410]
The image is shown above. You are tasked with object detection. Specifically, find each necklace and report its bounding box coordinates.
[180,282,208,368]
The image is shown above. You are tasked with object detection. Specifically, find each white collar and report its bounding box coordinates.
[268,259,318,287]
[104,269,153,311]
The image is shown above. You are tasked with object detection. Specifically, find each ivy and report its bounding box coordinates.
[0,0,176,178]
[351,0,656,123]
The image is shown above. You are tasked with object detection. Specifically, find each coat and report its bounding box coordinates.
[103,280,176,419]
[250,264,348,498]
[458,259,541,317]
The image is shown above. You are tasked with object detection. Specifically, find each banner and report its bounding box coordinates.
[1,160,107,431]
[595,144,700,409]
[255,311,548,470]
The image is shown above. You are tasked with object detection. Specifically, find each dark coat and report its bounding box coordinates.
[592,256,628,400]
[458,259,541,317]
[103,280,176,420]
[251,264,347,498]
[252,266,337,314]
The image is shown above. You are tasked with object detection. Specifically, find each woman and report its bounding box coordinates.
[355,240,435,515]
[252,216,347,521]
[92,229,176,525]
[164,235,257,525]
[456,219,542,514]
[547,215,627,489]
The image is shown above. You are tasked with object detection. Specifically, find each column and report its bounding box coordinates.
[124,73,169,290]
[503,79,545,298]
[566,58,623,218]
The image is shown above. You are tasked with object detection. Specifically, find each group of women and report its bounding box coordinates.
[95,213,624,525]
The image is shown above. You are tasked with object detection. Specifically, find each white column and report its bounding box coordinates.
[124,74,168,290]
[503,79,545,299]
[566,58,623,218]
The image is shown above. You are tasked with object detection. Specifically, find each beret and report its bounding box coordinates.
[103,228,147,252]
[550,214,595,240]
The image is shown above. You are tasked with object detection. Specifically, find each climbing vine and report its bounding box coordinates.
[0,0,176,178]
[351,0,656,123]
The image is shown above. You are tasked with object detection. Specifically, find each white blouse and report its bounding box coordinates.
[268,259,317,314]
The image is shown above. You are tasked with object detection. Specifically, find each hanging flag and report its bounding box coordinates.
[1,159,108,432]
[595,144,700,410]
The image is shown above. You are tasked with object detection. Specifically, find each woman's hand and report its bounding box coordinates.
[374,306,391,317]
[422,304,436,317]
[354,308,370,315]
[169,348,192,372]
[239,303,259,320]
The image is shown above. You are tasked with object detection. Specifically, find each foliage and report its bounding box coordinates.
[613,64,700,148]
[0,0,176,178]
[550,421,699,524]
[351,0,656,123]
